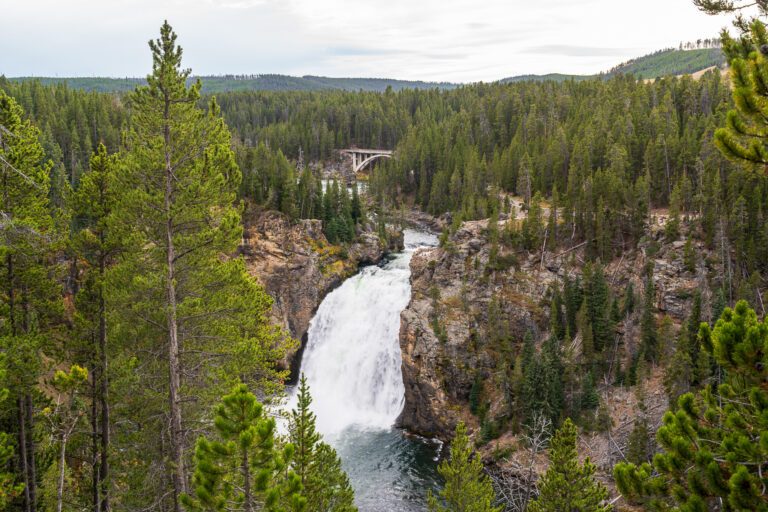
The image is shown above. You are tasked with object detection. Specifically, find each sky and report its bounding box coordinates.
[0,0,743,83]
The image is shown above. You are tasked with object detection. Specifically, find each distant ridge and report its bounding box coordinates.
[500,73,594,83]
[4,74,460,93]
[500,47,726,83]
[5,47,729,93]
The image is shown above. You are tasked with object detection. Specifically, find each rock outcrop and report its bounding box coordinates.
[397,218,552,437]
[397,214,710,444]
[239,209,403,379]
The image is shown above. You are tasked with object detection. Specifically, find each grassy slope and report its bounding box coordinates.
[500,47,726,83]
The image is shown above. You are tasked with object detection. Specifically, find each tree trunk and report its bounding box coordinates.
[164,93,186,512]
[242,449,251,512]
[17,398,30,512]
[56,439,66,512]
[99,252,110,512]
[7,255,14,337]
[662,137,671,201]
[91,370,101,512]
[25,394,37,512]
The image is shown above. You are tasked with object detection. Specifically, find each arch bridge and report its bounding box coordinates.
[342,148,393,173]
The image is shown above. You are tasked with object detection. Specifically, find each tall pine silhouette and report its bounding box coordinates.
[288,375,356,512]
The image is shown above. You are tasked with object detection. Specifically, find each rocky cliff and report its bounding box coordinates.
[397,212,709,472]
[239,209,403,379]
[397,218,553,437]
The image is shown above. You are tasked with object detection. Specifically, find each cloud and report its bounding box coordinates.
[0,0,735,82]
[524,44,637,57]
[326,46,409,57]
[204,0,269,7]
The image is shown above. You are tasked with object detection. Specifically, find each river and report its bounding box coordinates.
[287,228,443,511]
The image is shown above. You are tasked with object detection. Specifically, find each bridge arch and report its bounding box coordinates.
[355,153,391,173]
[342,148,393,173]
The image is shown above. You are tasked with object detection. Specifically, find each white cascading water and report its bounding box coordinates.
[294,228,438,434]
[285,228,442,511]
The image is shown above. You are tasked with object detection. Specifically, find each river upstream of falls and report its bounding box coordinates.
[286,229,443,511]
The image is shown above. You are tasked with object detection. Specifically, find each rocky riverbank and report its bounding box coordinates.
[239,209,403,379]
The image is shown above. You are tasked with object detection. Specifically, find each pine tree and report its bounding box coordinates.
[694,0,768,18]
[580,371,600,411]
[584,262,611,353]
[66,143,120,512]
[528,419,610,512]
[288,376,355,512]
[664,182,682,240]
[683,233,696,272]
[113,22,291,510]
[541,335,564,425]
[578,297,594,363]
[685,292,703,378]
[614,300,768,510]
[711,19,768,174]
[182,384,305,512]
[626,386,652,466]
[623,281,635,317]
[522,192,544,250]
[427,422,501,512]
[521,355,549,427]
[711,287,726,324]
[550,281,566,341]
[547,185,559,248]
[663,341,693,409]
[564,274,582,340]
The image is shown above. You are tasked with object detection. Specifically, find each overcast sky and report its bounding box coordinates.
[0,0,742,82]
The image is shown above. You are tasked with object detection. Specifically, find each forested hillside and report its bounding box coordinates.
[609,47,725,79]
[4,74,458,94]
[2,62,764,313]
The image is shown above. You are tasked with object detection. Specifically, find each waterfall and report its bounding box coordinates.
[285,228,442,511]
[294,229,438,435]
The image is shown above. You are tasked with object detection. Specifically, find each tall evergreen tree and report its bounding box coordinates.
[288,376,355,512]
[563,274,582,341]
[113,22,291,511]
[45,366,88,512]
[66,143,121,512]
[427,422,501,512]
[584,262,611,353]
[528,418,610,512]
[550,281,566,341]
